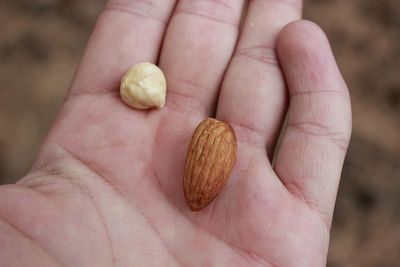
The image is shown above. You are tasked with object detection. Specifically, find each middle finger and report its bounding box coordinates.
[159,0,245,117]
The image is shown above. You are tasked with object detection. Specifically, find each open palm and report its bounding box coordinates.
[0,1,351,266]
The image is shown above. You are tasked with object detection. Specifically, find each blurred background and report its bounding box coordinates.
[0,0,399,266]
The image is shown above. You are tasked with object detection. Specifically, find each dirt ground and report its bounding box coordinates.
[0,0,399,266]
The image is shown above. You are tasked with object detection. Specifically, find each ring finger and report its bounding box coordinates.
[216,0,302,157]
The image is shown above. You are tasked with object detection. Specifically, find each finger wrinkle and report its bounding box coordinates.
[227,120,269,150]
[286,121,350,152]
[289,89,348,98]
[174,9,238,28]
[235,45,279,67]
[252,0,302,13]
[104,0,168,25]
[175,0,241,28]
[166,89,208,117]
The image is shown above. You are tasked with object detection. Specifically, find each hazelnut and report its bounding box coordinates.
[120,62,166,109]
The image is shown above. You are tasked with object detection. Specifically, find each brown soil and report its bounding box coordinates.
[1,0,399,266]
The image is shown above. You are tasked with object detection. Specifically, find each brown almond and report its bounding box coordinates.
[184,118,237,211]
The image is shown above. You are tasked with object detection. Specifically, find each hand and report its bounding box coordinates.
[0,1,351,266]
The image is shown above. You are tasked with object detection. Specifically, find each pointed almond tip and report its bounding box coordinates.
[188,205,200,212]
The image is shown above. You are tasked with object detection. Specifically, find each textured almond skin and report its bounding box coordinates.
[184,118,237,211]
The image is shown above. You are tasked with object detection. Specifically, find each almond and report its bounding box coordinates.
[184,118,237,211]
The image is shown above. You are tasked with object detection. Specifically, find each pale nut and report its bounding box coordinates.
[120,62,166,109]
[184,118,237,211]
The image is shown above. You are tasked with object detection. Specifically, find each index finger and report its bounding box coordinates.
[69,0,176,96]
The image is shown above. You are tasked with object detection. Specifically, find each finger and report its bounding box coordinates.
[159,0,244,116]
[274,20,352,226]
[70,0,176,95]
[216,0,302,156]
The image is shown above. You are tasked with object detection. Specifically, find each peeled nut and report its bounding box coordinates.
[120,62,166,109]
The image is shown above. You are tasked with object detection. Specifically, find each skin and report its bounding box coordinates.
[0,0,352,266]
